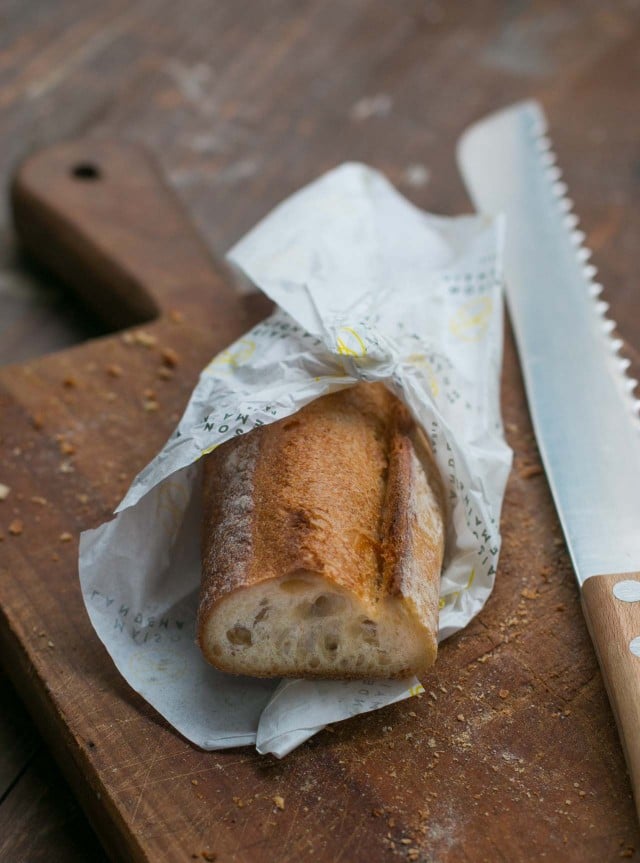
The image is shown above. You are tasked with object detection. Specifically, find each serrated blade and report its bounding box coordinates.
[457,101,640,584]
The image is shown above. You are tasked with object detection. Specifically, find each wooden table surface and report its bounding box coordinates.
[1,1,639,861]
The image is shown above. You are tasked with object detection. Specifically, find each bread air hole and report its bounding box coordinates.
[324,634,339,653]
[280,577,312,594]
[254,606,269,624]
[309,593,345,618]
[226,625,252,646]
[360,618,378,645]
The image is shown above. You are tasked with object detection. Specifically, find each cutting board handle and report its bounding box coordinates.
[10,139,261,331]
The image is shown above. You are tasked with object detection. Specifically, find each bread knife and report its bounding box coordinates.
[457,101,640,815]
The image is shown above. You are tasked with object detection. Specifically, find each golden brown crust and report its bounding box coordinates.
[197,382,445,678]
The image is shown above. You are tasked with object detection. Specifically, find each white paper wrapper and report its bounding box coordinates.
[80,163,512,757]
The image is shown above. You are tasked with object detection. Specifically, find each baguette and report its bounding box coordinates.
[197,382,445,679]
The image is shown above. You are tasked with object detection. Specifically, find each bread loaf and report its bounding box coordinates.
[197,382,445,679]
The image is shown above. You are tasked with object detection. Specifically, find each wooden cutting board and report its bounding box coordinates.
[1,139,638,863]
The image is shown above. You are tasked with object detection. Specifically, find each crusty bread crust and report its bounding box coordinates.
[197,383,445,679]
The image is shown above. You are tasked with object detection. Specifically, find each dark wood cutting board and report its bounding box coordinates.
[1,139,638,863]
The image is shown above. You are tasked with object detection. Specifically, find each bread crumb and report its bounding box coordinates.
[191,779,199,786]
[157,366,174,380]
[499,689,509,699]
[31,413,44,430]
[0,483,10,500]
[59,532,73,543]
[232,795,244,807]
[8,519,23,536]
[106,364,123,378]
[456,714,465,722]
[59,461,74,474]
[408,850,420,861]
[47,640,55,649]
[521,588,539,600]
[161,347,180,368]
[143,399,160,412]
[133,330,157,348]
[59,440,76,456]
[201,853,217,862]
[400,838,412,845]
[519,463,543,479]
[273,795,285,810]
[62,375,78,388]
[31,496,47,505]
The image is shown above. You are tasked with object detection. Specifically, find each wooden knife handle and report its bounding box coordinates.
[10,139,271,331]
[582,572,640,816]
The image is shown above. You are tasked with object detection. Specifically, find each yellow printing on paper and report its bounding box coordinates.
[335,327,367,358]
[449,297,492,342]
[439,569,476,609]
[200,442,220,457]
[406,353,439,397]
[205,338,256,372]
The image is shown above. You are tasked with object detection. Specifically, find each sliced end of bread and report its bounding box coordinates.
[198,570,435,679]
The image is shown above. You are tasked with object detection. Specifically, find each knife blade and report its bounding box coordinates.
[457,101,640,815]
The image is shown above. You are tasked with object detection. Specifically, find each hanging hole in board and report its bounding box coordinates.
[71,162,101,181]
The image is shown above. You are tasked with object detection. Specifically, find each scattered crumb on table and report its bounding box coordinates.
[161,347,180,368]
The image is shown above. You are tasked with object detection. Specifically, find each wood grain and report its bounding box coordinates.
[582,574,640,824]
[1,2,640,861]
[0,732,108,863]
